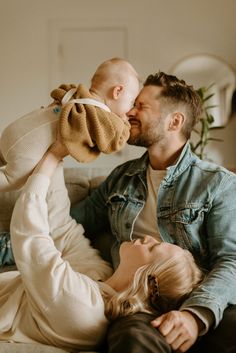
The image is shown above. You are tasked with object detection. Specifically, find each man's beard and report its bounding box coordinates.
[127,128,165,148]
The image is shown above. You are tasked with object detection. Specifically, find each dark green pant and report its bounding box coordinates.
[106,305,236,353]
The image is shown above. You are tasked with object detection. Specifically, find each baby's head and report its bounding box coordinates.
[90,58,140,117]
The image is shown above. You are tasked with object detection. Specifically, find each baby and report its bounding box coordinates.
[0,58,140,191]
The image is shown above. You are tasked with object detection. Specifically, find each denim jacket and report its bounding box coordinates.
[71,142,236,326]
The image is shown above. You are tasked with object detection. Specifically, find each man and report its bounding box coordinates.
[71,72,236,352]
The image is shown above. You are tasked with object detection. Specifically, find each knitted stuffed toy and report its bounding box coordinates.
[0,84,130,191]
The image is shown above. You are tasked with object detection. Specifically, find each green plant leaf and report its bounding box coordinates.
[205,105,217,110]
[203,93,214,102]
[207,138,223,142]
[191,84,224,160]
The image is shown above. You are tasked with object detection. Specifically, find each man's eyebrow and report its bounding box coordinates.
[136,101,147,107]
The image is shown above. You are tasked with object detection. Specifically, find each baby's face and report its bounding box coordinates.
[112,76,140,116]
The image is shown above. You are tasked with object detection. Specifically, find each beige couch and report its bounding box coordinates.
[0,167,112,353]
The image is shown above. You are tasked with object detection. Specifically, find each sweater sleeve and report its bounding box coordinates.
[10,173,104,310]
[9,172,111,348]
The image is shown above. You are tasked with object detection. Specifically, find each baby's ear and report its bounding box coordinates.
[113,85,124,99]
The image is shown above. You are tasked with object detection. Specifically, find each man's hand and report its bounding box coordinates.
[151,310,202,352]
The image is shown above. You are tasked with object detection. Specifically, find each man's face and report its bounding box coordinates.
[127,85,170,147]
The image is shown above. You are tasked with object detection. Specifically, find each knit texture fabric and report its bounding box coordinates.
[51,84,131,163]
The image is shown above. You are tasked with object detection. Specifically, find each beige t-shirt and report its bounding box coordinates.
[132,164,166,240]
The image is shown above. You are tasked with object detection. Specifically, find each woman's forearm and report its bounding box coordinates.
[33,138,68,179]
[33,150,62,179]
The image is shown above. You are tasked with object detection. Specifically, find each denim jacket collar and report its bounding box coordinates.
[124,141,197,183]
[165,142,198,183]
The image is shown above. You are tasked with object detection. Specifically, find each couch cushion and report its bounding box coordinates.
[0,342,100,353]
[0,189,21,232]
[0,342,70,353]
[64,167,110,205]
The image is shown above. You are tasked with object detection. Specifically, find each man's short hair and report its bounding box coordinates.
[144,72,203,139]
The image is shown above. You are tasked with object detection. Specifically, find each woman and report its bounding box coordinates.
[0,139,203,351]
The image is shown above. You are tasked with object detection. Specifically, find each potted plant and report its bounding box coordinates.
[190,84,223,160]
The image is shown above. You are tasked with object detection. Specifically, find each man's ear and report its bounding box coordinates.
[112,85,124,100]
[168,112,185,131]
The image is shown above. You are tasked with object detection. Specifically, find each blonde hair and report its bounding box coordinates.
[91,57,139,90]
[105,249,204,321]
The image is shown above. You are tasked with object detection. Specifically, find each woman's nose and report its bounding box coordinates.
[143,235,152,243]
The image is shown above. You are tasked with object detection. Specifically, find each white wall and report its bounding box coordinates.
[1,0,236,168]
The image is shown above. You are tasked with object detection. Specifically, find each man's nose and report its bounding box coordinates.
[127,106,136,119]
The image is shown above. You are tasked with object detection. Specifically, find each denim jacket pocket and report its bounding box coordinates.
[171,203,210,224]
[159,202,209,224]
[158,203,210,257]
[107,193,127,209]
[106,193,144,242]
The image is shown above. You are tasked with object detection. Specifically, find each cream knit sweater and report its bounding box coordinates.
[0,164,113,350]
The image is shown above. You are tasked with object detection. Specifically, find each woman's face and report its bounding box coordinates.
[119,235,183,269]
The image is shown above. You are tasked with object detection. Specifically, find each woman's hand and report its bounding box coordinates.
[33,133,69,179]
[48,133,69,160]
